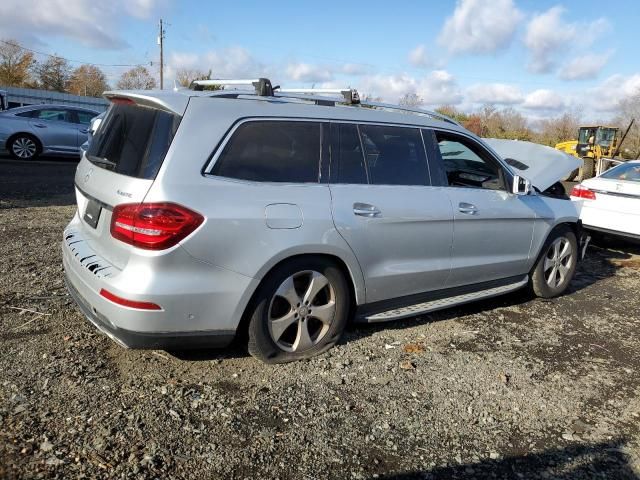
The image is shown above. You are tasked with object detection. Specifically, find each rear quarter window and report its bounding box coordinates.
[87,104,180,180]
[213,121,321,183]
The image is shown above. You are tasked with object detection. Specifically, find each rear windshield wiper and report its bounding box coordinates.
[88,156,116,170]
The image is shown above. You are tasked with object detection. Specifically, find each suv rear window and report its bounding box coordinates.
[213,121,321,183]
[87,104,180,179]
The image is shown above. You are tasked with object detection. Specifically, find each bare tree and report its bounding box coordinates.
[0,39,35,87]
[398,92,423,107]
[614,93,640,158]
[116,66,156,90]
[68,64,110,97]
[34,55,72,92]
[533,112,581,147]
[175,68,208,87]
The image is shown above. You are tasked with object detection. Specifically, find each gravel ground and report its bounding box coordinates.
[1,156,640,479]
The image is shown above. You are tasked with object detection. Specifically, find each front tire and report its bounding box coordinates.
[247,258,350,363]
[530,227,578,298]
[578,157,595,181]
[9,134,40,160]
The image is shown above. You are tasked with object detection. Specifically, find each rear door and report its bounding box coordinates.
[73,110,97,148]
[329,123,453,303]
[74,101,181,268]
[29,108,78,154]
[427,129,536,287]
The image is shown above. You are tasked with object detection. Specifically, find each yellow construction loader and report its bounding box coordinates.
[555,121,634,181]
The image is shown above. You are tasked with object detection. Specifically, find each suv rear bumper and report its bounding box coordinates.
[62,215,256,349]
[65,275,235,349]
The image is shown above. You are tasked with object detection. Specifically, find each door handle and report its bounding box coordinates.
[80,129,89,134]
[33,123,47,128]
[458,202,478,215]
[353,202,381,217]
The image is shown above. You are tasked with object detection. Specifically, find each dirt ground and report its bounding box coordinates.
[1,156,640,479]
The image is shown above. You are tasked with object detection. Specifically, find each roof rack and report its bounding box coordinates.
[191,77,459,125]
[191,78,275,96]
[360,100,460,126]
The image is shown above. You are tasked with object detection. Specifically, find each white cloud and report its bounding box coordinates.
[356,70,462,105]
[438,0,523,54]
[588,74,640,111]
[285,62,334,83]
[522,89,566,110]
[166,47,269,83]
[466,83,524,105]
[558,51,613,80]
[0,0,165,49]
[408,45,430,68]
[524,6,609,74]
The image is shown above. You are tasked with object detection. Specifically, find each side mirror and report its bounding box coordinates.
[512,174,531,195]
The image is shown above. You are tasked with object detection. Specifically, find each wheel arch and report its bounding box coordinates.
[530,220,579,272]
[235,251,363,341]
[6,131,43,153]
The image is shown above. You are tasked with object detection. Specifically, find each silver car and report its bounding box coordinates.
[63,79,586,363]
[0,104,99,159]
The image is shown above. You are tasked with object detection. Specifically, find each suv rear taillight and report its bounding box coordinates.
[570,185,596,200]
[111,203,204,250]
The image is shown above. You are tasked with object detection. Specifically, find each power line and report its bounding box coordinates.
[0,39,148,68]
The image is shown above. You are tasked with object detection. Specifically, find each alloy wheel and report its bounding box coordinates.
[543,237,573,289]
[12,137,37,159]
[268,270,336,353]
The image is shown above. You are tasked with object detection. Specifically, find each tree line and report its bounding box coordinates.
[402,94,640,159]
[0,39,157,95]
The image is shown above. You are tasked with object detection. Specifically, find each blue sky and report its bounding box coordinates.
[1,0,639,120]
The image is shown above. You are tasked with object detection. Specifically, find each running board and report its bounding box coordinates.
[363,276,528,323]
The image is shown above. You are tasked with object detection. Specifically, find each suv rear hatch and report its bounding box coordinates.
[73,96,182,269]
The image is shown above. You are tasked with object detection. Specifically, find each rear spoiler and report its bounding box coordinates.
[103,91,189,116]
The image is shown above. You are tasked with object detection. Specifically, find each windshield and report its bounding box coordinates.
[596,128,617,147]
[601,163,640,182]
[87,103,180,180]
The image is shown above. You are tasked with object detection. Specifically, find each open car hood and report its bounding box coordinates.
[483,138,581,192]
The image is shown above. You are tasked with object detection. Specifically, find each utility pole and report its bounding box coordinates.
[158,19,165,90]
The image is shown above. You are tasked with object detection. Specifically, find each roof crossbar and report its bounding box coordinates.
[360,100,460,126]
[191,78,274,96]
[276,88,360,105]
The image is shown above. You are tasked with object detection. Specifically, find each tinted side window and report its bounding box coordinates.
[331,123,367,184]
[76,111,96,125]
[35,109,71,122]
[359,125,429,186]
[214,121,321,183]
[15,110,35,118]
[434,131,503,190]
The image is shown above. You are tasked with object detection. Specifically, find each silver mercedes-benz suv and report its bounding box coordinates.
[63,78,586,363]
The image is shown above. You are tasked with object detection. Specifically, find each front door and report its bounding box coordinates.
[428,129,536,288]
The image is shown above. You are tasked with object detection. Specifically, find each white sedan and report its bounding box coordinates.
[571,160,640,241]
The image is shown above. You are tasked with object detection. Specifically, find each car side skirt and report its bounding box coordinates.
[355,275,528,323]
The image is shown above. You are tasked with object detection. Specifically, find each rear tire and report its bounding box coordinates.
[247,257,350,364]
[577,157,595,181]
[8,134,40,160]
[530,226,578,298]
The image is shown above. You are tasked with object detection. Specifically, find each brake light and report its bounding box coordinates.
[111,202,204,250]
[570,185,596,200]
[110,97,135,105]
[100,289,161,310]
